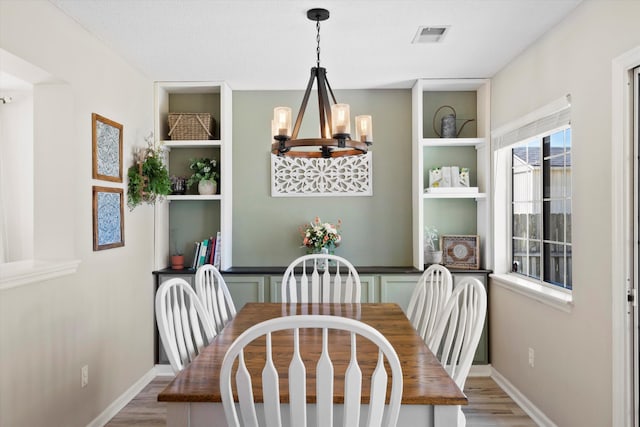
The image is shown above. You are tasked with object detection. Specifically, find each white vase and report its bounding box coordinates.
[424,249,442,265]
[198,179,217,195]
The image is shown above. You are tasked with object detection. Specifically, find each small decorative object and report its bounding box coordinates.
[427,165,475,193]
[167,112,214,140]
[187,157,219,195]
[92,113,123,182]
[299,216,342,254]
[441,166,452,187]
[459,167,470,187]
[440,235,480,269]
[429,167,442,188]
[432,105,475,138]
[126,132,171,210]
[170,176,186,195]
[424,225,442,265]
[93,186,124,251]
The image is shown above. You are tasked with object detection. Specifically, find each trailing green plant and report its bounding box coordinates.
[127,133,171,210]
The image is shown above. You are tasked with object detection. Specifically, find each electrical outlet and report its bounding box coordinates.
[528,348,535,368]
[81,365,89,388]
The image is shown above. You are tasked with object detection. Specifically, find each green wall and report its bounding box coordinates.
[231,89,413,266]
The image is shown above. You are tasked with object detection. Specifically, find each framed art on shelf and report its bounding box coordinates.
[93,186,124,251]
[440,234,480,269]
[92,113,123,182]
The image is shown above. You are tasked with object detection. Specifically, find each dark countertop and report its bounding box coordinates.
[153,266,493,275]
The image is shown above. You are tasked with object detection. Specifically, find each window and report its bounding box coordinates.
[491,95,573,306]
[511,128,572,290]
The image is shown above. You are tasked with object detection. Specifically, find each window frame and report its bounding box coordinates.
[491,95,573,311]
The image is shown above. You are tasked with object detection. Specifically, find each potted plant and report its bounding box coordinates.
[170,230,184,270]
[424,225,442,264]
[187,157,219,195]
[127,133,171,210]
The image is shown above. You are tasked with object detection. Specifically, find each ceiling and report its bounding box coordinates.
[48,0,583,90]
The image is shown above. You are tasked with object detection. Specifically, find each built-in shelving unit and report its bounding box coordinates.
[153,81,232,270]
[412,79,491,270]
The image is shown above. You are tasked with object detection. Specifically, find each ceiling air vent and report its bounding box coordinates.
[412,26,450,44]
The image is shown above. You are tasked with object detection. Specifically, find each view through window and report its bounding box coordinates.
[511,128,572,289]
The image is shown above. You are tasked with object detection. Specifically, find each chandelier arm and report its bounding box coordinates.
[324,75,339,105]
[316,67,333,139]
[291,68,318,140]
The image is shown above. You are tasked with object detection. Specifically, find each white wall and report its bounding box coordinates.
[0,88,34,261]
[0,1,154,426]
[490,1,640,426]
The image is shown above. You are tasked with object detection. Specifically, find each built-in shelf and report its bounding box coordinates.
[163,140,221,149]
[166,194,222,201]
[153,81,232,271]
[412,78,492,270]
[420,137,486,149]
[423,192,487,199]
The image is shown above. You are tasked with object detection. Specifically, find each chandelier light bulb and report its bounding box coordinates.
[273,106,292,137]
[355,115,373,143]
[331,103,350,136]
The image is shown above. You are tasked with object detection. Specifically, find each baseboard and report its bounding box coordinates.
[86,367,157,427]
[468,364,492,377]
[491,367,557,427]
[154,364,176,376]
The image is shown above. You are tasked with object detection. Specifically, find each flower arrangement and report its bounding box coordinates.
[299,216,342,253]
[186,157,219,188]
[424,225,439,251]
[127,132,171,210]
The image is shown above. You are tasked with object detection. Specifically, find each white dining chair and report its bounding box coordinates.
[405,264,453,347]
[220,314,403,427]
[428,276,487,391]
[155,278,216,374]
[281,254,361,303]
[195,264,236,334]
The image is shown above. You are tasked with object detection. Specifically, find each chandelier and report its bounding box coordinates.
[271,8,373,159]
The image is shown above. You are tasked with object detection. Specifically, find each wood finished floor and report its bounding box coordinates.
[105,376,537,426]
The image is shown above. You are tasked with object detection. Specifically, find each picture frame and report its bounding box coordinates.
[93,186,124,251]
[440,234,480,269]
[92,113,123,182]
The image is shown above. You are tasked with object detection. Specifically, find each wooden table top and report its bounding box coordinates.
[158,303,467,406]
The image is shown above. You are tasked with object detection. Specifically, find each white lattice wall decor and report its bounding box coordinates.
[271,152,372,197]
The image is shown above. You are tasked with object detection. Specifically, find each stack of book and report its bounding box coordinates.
[191,231,221,270]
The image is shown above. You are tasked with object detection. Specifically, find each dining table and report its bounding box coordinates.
[157,302,467,427]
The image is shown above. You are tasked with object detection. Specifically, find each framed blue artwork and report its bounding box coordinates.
[92,113,123,182]
[93,186,124,251]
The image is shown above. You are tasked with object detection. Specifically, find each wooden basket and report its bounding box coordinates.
[167,113,214,140]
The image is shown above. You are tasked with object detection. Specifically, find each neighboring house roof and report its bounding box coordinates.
[512,146,571,167]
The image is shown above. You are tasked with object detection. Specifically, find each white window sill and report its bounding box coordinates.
[490,273,573,313]
[0,259,81,291]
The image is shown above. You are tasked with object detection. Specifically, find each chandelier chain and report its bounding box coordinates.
[316,19,321,68]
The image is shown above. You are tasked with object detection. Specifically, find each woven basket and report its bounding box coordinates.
[167,113,214,140]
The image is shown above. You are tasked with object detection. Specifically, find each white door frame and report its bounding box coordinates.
[611,46,640,427]
[634,65,640,427]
